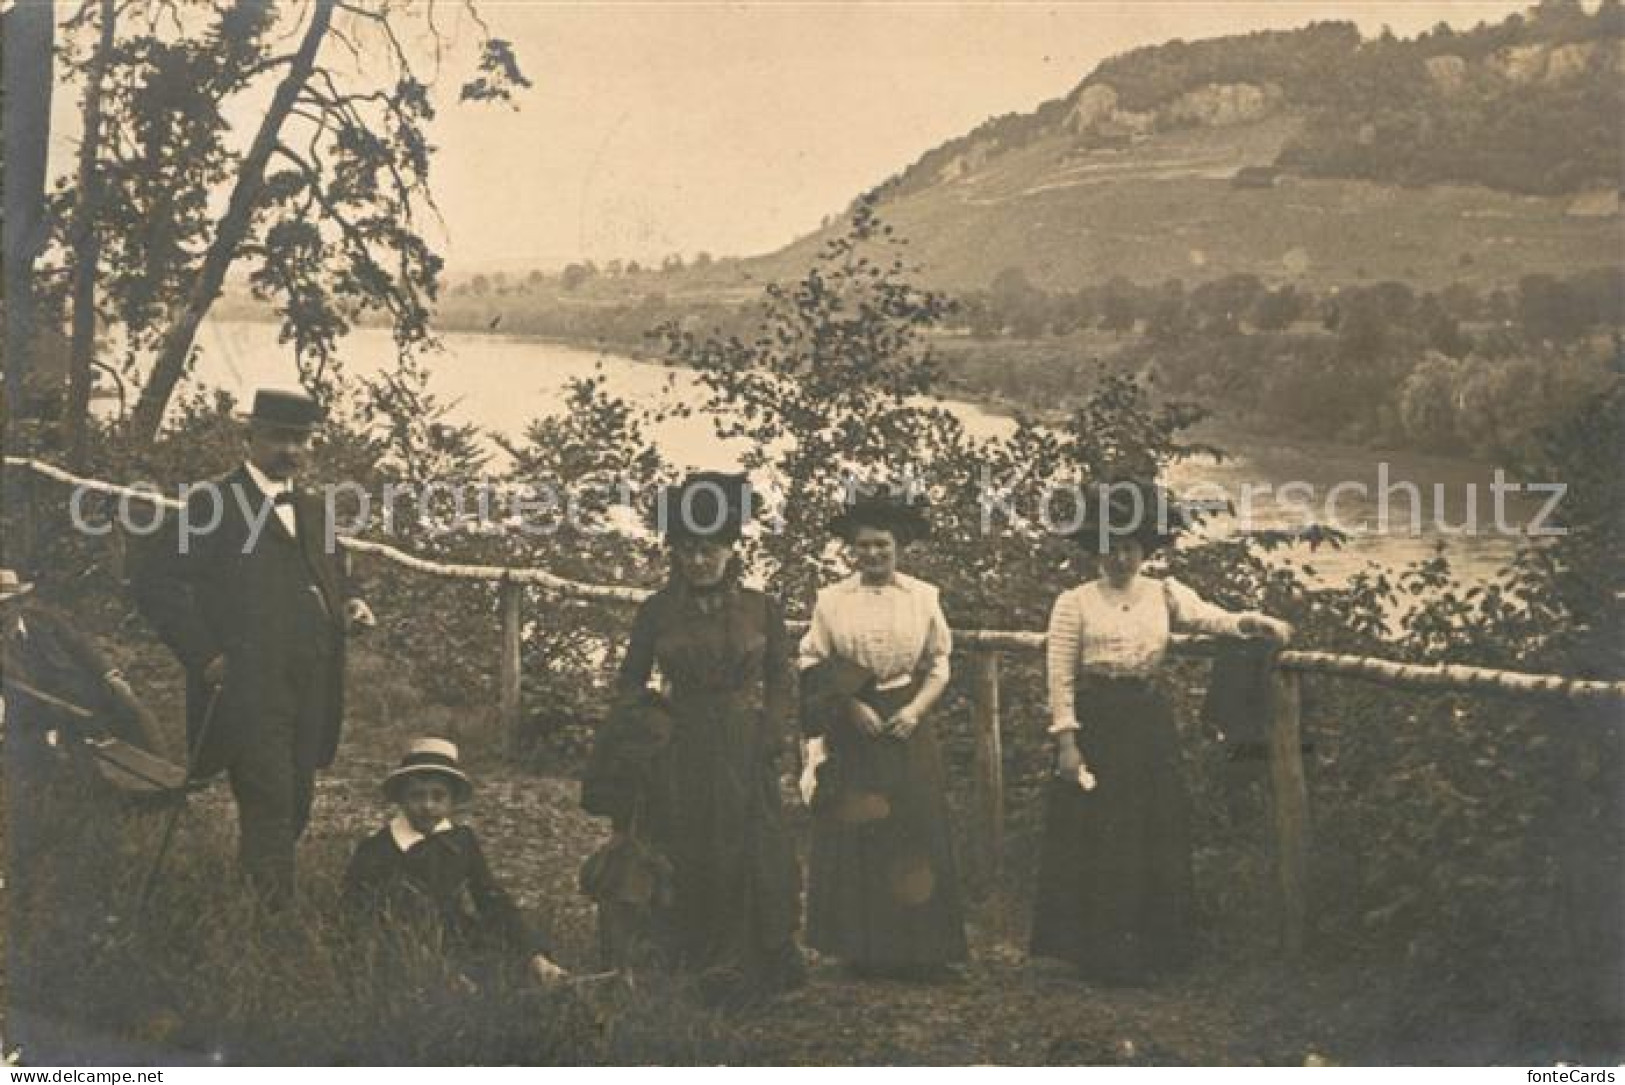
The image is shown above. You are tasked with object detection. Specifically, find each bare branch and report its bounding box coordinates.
[424,0,445,81]
[90,359,129,419]
[238,53,299,82]
[63,0,100,32]
[335,1,412,74]
[459,0,492,41]
[273,0,316,43]
[326,20,364,64]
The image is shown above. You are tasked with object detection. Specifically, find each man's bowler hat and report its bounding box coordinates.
[243,389,325,431]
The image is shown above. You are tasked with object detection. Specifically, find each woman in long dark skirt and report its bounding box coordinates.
[616,472,805,1006]
[1031,480,1291,984]
[799,485,968,977]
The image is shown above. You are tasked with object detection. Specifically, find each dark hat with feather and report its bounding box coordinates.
[1062,478,1192,553]
[653,471,756,544]
[828,480,932,546]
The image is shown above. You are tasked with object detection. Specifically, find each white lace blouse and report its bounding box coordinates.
[798,572,953,690]
[1046,575,1252,733]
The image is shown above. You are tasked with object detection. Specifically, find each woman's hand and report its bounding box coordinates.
[344,597,377,635]
[200,654,228,689]
[528,953,569,986]
[1054,733,1083,775]
[886,705,922,740]
[1055,735,1098,790]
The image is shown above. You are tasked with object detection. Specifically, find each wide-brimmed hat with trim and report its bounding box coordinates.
[239,389,325,431]
[0,568,35,603]
[1062,479,1191,553]
[653,471,755,543]
[382,737,474,802]
[828,481,932,546]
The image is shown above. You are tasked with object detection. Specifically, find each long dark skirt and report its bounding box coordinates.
[807,681,969,969]
[646,688,803,999]
[1029,676,1196,982]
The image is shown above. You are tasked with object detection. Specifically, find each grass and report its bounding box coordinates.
[6,628,1619,1065]
[4,754,753,1065]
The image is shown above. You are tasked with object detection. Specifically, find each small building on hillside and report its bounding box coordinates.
[1231,166,1280,189]
[1566,189,1621,218]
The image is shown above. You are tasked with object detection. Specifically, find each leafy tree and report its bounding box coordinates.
[560,263,593,291]
[655,195,958,605]
[1190,273,1263,335]
[1519,273,1591,345]
[2,0,56,420]
[1250,284,1306,332]
[1418,293,1469,357]
[39,0,530,449]
[1098,276,1140,334]
[1143,279,1194,343]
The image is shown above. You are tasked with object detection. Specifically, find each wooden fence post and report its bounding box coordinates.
[970,650,1005,882]
[498,579,523,756]
[1268,666,1309,959]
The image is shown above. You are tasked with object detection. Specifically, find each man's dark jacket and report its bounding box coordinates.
[132,466,350,776]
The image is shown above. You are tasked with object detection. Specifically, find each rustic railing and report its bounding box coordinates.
[8,455,1625,960]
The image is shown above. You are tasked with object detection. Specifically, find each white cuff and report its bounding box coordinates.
[1047,719,1080,735]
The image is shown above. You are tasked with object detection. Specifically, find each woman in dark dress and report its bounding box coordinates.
[1031,480,1291,984]
[798,485,968,977]
[615,472,804,1006]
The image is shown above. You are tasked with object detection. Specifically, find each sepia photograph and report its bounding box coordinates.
[1,0,1621,1069]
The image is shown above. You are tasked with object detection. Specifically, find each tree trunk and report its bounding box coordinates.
[66,0,118,469]
[127,0,335,447]
[3,0,56,424]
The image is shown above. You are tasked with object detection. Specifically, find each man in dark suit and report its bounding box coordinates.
[134,389,374,905]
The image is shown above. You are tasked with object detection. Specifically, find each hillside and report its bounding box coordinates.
[431,106,1617,303]
[738,7,1623,294]
[740,113,1619,294]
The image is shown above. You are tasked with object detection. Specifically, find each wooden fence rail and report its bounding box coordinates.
[8,455,1625,958]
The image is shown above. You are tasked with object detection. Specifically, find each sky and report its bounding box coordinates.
[51,1,1541,273]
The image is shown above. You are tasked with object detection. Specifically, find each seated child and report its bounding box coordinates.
[344,738,567,987]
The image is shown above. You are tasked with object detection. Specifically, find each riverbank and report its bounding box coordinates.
[208,300,1557,468]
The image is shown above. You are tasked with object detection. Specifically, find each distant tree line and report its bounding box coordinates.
[937,266,1622,460]
[949,267,1622,349]
[449,252,726,299]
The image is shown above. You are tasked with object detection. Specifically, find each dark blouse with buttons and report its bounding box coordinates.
[613,579,801,976]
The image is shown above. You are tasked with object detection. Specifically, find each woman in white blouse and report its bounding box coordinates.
[1031,480,1291,985]
[798,485,969,977]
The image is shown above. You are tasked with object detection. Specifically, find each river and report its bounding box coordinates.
[185,320,1543,587]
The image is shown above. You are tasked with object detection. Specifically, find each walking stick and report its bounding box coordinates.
[132,683,223,919]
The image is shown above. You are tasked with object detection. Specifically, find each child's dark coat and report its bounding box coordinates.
[343,824,549,973]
